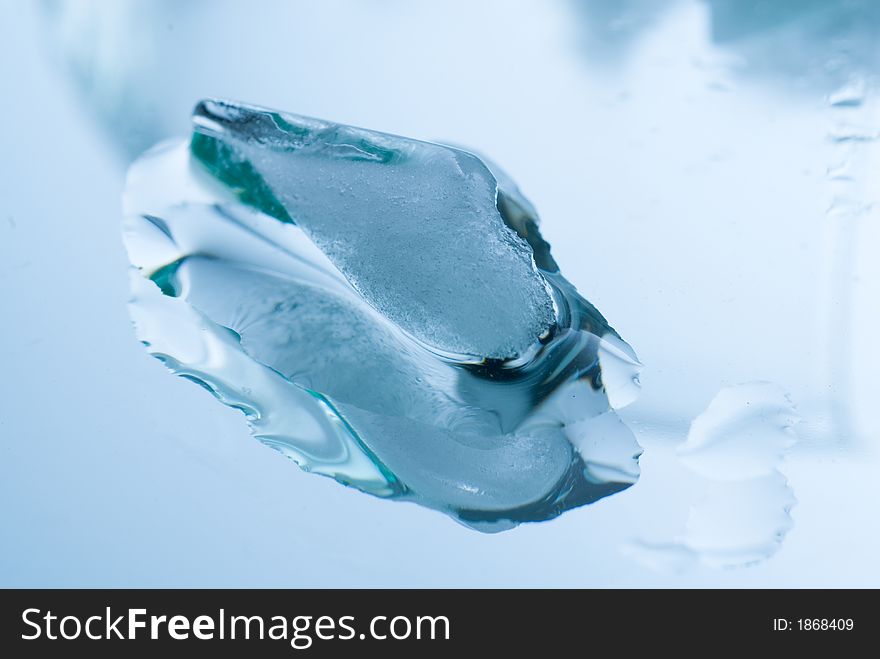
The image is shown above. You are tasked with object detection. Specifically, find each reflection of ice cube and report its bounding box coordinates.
[682,474,796,568]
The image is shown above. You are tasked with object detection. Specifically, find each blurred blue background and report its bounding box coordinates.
[1,0,878,586]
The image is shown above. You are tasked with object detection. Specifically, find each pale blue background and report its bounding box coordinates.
[1,0,878,586]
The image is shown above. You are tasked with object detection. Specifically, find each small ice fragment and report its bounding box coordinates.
[628,383,799,569]
[677,382,798,481]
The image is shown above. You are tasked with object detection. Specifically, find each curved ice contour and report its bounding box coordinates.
[123,100,642,530]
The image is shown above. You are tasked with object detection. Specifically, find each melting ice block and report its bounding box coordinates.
[123,100,642,530]
[190,99,555,361]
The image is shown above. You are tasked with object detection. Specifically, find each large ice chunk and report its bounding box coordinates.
[122,102,642,530]
[190,99,556,360]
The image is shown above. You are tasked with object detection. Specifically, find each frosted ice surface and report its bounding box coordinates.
[190,99,556,360]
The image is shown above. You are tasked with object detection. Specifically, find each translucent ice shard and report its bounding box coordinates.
[627,383,798,568]
[677,383,798,481]
[123,100,642,530]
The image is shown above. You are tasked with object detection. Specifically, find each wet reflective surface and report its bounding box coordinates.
[1,0,878,586]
